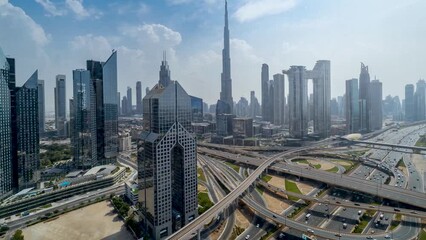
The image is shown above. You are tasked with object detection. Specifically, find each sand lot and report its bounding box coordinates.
[22,201,133,240]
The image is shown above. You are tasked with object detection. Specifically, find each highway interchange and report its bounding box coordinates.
[170,124,426,240]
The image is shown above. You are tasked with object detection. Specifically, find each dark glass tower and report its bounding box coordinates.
[359,63,370,132]
[55,75,66,137]
[159,52,171,88]
[216,0,233,115]
[138,62,197,239]
[85,51,118,165]
[0,48,12,198]
[136,81,142,114]
[16,71,40,189]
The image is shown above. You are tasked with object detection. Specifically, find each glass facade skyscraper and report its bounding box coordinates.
[72,69,96,168]
[16,70,40,189]
[72,51,118,168]
[346,78,360,133]
[0,48,12,198]
[37,80,45,134]
[138,70,197,238]
[55,75,66,137]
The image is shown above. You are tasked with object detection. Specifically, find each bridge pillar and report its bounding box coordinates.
[197,228,201,240]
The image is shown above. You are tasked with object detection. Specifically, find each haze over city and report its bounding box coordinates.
[1,0,426,112]
[2,1,426,240]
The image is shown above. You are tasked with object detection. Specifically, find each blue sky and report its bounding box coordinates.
[1,0,426,113]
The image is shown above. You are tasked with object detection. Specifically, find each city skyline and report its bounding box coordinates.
[1,0,426,112]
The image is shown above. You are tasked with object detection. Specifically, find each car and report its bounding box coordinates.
[385,234,391,239]
[307,229,314,234]
[366,236,373,239]
[245,234,250,239]
[355,203,360,206]
[335,233,342,237]
[272,215,276,218]
[343,207,346,211]
[256,224,259,228]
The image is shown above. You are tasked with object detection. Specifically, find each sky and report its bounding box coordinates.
[1,0,426,113]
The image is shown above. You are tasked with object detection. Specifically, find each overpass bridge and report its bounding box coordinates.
[198,147,426,209]
[349,140,426,153]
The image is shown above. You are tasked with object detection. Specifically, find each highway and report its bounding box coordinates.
[199,147,426,209]
[167,143,325,240]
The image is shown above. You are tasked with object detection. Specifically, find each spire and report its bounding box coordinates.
[225,0,228,29]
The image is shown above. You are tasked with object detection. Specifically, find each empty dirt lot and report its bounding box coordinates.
[22,201,133,240]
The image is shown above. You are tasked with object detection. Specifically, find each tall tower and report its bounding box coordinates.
[37,80,45,134]
[16,71,40,189]
[312,60,331,138]
[261,64,269,121]
[55,75,66,137]
[0,48,12,198]
[138,60,197,239]
[216,0,233,115]
[136,81,142,114]
[405,84,415,122]
[285,66,308,139]
[369,79,383,131]
[359,63,370,132]
[159,52,171,88]
[273,73,285,125]
[346,78,360,133]
[127,86,132,115]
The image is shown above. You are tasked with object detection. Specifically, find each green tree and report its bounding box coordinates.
[11,229,24,240]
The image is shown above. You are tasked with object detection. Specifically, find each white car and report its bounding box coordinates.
[245,235,250,239]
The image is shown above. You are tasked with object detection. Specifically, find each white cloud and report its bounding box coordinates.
[235,0,297,22]
[120,23,182,47]
[65,0,101,19]
[35,0,66,16]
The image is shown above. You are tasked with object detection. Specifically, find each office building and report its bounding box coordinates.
[16,71,40,189]
[311,60,331,137]
[273,73,285,125]
[261,63,270,121]
[136,81,142,114]
[117,92,121,117]
[233,118,253,138]
[369,79,383,131]
[359,63,370,132]
[0,48,12,198]
[37,80,45,134]
[121,96,128,116]
[405,84,415,122]
[127,86,132,116]
[190,95,203,123]
[284,66,308,138]
[216,0,233,115]
[346,78,360,133]
[235,97,249,117]
[72,69,96,168]
[216,113,235,136]
[138,75,197,238]
[415,79,426,121]
[249,91,260,118]
[55,75,66,137]
[72,50,118,168]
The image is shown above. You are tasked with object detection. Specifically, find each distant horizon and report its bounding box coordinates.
[1,0,425,112]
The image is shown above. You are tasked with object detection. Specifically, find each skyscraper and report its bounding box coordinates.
[55,75,66,137]
[136,81,142,114]
[311,60,331,138]
[37,80,45,134]
[415,79,426,121]
[0,48,12,198]
[405,84,415,122]
[249,91,260,118]
[16,71,40,189]
[7,57,18,190]
[359,63,370,132]
[235,97,249,117]
[138,62,197,238]
[216,0,233,115]
[273,73,285,125]
[369,79,383,131]
[159,52,171,88]
[261,63,269,121]
[346,78,360,133]
[72,51,118,168]
[127,86,132,116]
[285,66,308,138]
[72,69,96,168]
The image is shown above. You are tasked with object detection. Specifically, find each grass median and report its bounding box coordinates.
[285,179,302,202]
